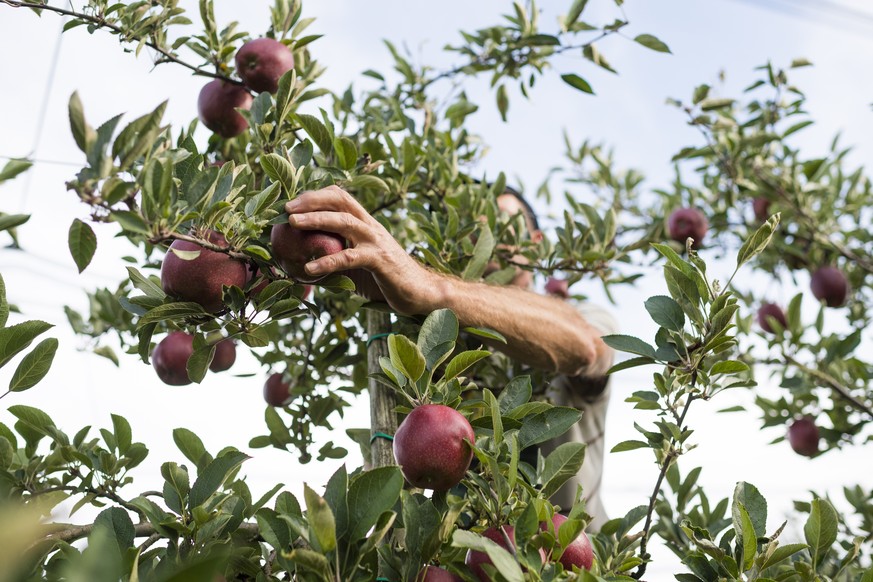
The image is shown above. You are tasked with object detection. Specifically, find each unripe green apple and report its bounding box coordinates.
[197,80,252,138]
[393,404,474,491]
[161,231,250,314]
[152,332,194,386]
[235,38,295,94]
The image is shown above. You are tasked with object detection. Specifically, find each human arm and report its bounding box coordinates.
[283,186,613,377]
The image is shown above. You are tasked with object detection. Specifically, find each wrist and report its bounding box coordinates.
[411,267,451,315]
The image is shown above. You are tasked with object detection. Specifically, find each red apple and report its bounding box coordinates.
[756,302,787,334]
[393,404,475,491]
[546,514,594,571]
[668,207,708,250]
[810,266,849,307]
[235,38,295,94]
[465,525,546,582]
[152,332,194,386]
[270,223,345,283]
[161,231,250,313]
[752,198,770,222]
[417,565,462,581]
[209,339,236,372]
[263,373,291,407]
[545,277,569,299]
[197,80,252,138]
[788,417,819,457]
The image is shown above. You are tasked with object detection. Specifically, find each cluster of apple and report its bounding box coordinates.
[197,37,295,138]
[392,404,594,579]
[665,202,849,459]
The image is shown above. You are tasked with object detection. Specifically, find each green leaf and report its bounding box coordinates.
[804,498,838,569]
[173,428,212,470]
[564,0,589,28]
[607,356,656,374]
[255,508,291,550]
[7,405,56,437]
[737,502,757,570]
[710,360,750,375]
[388,334,426,382]
[94,507,135,553]
[634,33,671,53]
[0,320,53,368]
[0,213,30,232]
[188,450,249,508]
[114,101,167,169]
[498,376,532,414]
[561,74,595,94]
[68,219,97,274]
[496,84,509,122]
[443,350,491,381]
[452,529,523,582]
[9,337,57,392]
[111,414,132,455]
[346,174,390,194]
[347,466,403,541]
[304,483,337,553]
[462,326,507,343]
[260,153,295,188]
[517,407,582,449]
[68,92,95,154]
[0,274,7,328]
[126,267,166,300]
[417,309,459,370]
[295,113,333,155]
[644,295,685,331]
[611,440,649,453]
[187,339,214,384]
[136,302,208,328]
[601,334,656,359]
[733,482,767,538]
[759,543,807,570]
[462,225,495,280]
[541,442,586,498]
[737,214,779,267]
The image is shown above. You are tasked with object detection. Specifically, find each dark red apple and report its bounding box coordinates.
[545,277,569,299]
[752,198,770,222]
[197,80,252,138]
[756,302,787,334]
[263,373,291,407]
[393,404,475,491]
[668,207,708,250]
[152,331,194,386]
[417,565,462,581]
[465,525,545,582]
[546,514,594,571]
[788,417,819,457]
[209,339,236,372]
[810,266,849,307]
[161,231,250,313]
[235,38,295,94]
[270,223,345,283]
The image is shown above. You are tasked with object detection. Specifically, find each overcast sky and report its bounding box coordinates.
[1,0,872,576]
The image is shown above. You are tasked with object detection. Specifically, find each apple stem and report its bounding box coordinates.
[784,354,873,420]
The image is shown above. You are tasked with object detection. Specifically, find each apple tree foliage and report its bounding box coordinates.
[0,0,871,580]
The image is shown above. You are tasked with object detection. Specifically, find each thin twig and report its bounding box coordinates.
[1,0,242,85]
[783,354,873,420]
[633,391,696,580]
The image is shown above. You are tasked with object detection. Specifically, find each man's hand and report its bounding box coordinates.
[283,186,440,315]
[284,185,613,378]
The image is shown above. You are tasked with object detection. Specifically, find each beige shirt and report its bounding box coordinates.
[538,302,618,532]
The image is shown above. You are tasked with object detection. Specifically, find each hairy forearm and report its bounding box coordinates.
[419,274,612,377]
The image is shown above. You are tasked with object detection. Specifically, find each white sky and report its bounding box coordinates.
[1,0,872,577]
